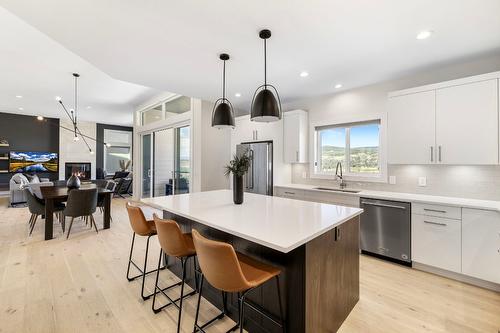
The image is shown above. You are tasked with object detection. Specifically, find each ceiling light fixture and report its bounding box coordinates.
[37,116,44,121]
[300,71,309,77]
[18,107,24,111]
[250,29,282,122]
[16,95,23,98]
[334,83,343,89]
[235,93,241,98]
[55,73,110,152]
[416,30,433,40]
[211,53,235,129]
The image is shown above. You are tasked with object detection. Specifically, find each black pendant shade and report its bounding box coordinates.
[212,53,235,129]
[251,29,282,122]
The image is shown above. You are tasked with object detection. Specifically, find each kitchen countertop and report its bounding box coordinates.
[275,183,500,212]
[141,189,363,253]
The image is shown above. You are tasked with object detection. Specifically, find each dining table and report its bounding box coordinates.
[36,183,113,240]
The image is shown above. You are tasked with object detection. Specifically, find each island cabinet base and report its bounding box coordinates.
[163,211,360,333]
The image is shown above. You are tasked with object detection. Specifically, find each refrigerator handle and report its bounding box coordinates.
[249,149,254,189]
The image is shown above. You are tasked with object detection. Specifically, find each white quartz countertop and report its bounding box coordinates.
[141,190,363,253]
[275,183,500,212]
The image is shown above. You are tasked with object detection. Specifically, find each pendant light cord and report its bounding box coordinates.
[222,59,226,99]
[264,38,267,87]
[74,74,77,125]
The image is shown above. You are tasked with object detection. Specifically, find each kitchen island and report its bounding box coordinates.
[142,190,363,333]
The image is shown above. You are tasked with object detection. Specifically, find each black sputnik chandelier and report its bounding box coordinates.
[55,73,110,154]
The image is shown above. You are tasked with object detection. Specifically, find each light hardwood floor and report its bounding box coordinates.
[0,197,499,333]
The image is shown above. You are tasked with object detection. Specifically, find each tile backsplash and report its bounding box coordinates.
[291,164,500,201]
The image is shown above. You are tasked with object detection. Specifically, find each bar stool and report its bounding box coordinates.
[125,202,166,300]
[191,229,286,333]
[151,214,199,333]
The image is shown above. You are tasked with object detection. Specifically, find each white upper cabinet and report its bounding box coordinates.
[283,110,308,163]
[462,208,500,284]
[436,79,498,165]
[388,91,436,164]
[388,72,500,165]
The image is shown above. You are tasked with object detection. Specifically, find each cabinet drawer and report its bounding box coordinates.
[304,190,359,207]
[274,187,304,200]
[412,203,461,220]
[412,214,461,273]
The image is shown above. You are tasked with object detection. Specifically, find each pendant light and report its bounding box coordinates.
[212,53,235,129]
[250,29,282,122]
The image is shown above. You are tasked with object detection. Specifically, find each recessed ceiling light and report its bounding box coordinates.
[37,116,44,121]
[416,30,433,40]
[55,96,62,101]
[86,106,92,109]
[300,71,309,77]
[15,95,23,99]
[235,93,241,97]
[18,107,24,111]
[334,83,343,89]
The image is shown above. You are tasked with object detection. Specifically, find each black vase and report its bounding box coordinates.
[67,174,81,189]
[233,174,244,204]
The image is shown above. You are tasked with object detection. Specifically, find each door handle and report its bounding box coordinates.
[360,201,407,210]
[424,220,447,226]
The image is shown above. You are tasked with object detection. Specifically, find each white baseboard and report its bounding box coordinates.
[413,262,500,292]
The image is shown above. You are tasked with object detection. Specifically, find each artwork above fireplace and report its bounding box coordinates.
[65,162,91,180]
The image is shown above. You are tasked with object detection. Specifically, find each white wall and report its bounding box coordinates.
[283,52,500,200]
[59,120,96,180]
[199,100,230,191]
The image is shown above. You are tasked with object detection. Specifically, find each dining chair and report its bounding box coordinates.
[24,188,65,236]
[63,188,98,239]
[97,180,115,219]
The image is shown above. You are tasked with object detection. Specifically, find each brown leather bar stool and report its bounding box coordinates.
[152,214,199,333]
[192,229,286,333]
[125,202,166,300]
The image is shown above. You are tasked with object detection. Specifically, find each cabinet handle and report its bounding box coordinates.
[423,208,447,213]
[438,146,442,162]
[284,191,295,195]
[334,227,341,241]
[255,130,258,141]
[424,220,447,226]
[296,151,299,162]
[430,146,434,162]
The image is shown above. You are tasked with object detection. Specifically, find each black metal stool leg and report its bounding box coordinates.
[238,293,246,333]
[140,235,152,300]
[276,276,286,332]
[177,258,187,333]
[193,274,204,333]
[126,233,137,281]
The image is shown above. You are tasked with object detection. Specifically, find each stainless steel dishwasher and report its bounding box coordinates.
[359,198,411,264]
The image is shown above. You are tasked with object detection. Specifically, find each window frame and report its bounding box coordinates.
[311,118,387,183]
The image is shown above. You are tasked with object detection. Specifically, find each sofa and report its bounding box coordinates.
[9,173,52,206]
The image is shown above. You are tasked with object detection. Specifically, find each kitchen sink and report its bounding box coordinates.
[313,187,361,194]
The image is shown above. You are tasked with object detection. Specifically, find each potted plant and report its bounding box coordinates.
[224,151,251,204]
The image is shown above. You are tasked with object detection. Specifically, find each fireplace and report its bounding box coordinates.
[65,162,91,180]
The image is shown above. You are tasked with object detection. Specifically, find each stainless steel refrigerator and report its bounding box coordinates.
[236,142,273,196]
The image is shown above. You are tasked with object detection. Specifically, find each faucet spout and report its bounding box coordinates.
[335,162,346,189]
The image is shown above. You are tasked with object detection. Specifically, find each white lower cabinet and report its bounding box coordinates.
[462,208,500,284]
[412,214,461,273]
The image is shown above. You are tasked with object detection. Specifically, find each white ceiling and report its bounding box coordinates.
[0,6,160,126]
[1,0,500,114]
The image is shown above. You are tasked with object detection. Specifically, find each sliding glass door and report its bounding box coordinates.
[141,125,190,198]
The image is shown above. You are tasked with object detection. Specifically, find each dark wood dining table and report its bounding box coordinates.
[37,184,113,240]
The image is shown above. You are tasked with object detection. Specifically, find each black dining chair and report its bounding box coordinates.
[24,188,65,236]
[97,180,115,220]
[64,188,98,239]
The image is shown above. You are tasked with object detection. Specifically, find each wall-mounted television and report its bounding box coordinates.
[9,151,59,173]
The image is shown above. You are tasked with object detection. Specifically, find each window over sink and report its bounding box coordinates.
[313,120,383,180]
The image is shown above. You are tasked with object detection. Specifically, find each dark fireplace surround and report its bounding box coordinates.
[65,162,91,181]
